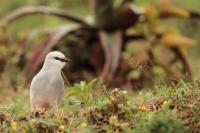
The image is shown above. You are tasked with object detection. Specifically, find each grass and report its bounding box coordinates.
[0,80,200,133]
[0,0,200,132]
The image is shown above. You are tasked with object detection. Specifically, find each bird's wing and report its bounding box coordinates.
[30,71,50,91]
[30,70,64,101]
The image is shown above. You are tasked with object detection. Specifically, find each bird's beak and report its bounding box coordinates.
[54,57,71,62]
[60,58,71,62]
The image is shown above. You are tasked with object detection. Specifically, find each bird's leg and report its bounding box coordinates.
[51,101,60,117]
[31,104,46,118]
[30,105,37,118]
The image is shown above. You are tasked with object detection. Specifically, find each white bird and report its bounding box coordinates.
[30,51,71,112]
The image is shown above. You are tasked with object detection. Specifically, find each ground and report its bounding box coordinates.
[0,80,199,133]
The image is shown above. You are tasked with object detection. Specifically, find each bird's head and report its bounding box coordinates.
[43,51,71,70]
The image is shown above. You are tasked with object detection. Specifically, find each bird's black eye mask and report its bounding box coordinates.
[54,57,71,62]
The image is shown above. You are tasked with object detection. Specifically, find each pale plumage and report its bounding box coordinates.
[30,51,70,112]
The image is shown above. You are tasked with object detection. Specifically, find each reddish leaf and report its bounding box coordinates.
[24,25,80,80]
[1,6,88,26]
[99,31,122,82]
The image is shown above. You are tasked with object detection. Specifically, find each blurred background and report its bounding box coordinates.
[0,0,200,91]
[1,1,200,132]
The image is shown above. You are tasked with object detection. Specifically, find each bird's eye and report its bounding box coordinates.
[54,57,60,60]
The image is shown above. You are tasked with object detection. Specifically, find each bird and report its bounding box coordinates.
[30,51,71,113]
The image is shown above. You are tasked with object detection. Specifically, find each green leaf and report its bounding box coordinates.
[80,81,86,91]
[86,78,97,90]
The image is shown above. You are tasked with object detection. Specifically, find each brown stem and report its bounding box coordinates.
[1,6,90,26]
[171,48,192,79]
[124,34,145,42]
[190,11,200,19]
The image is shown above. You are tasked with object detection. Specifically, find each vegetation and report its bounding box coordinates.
[0,80,200,132]
[0,0,200,132]
[0,0,200,86]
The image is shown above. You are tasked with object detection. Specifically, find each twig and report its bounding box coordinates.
[103,85,111,100]
[61,71,72,88]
